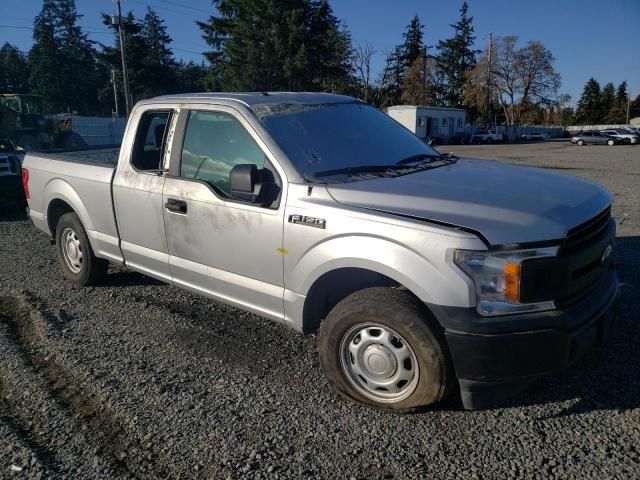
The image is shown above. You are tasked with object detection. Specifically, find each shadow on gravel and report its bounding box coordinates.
[98,270,165,288]
[495,236,640,415]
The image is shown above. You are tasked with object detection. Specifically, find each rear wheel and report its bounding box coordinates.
[577,139,584,146]
[319,287,452,411]
[606,139,615,146]
[55,212,108,285]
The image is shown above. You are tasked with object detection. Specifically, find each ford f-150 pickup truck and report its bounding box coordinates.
[22,93,619,410]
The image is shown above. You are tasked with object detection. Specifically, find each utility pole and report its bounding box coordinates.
[627,92,631,124]
[114,0,132,115]
[422,46,428,107]
[111,69,120,118]
[486,32,492,125]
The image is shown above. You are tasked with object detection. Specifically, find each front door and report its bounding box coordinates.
[162,107,286,321]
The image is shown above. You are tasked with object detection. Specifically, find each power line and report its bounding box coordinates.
[129,0,207,21]
[0,24,112,35]
[153,0,212,14]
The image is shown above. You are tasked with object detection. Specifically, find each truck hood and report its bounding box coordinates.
[326,158,612,246]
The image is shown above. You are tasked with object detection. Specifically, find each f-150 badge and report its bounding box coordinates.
[289,214,326,229]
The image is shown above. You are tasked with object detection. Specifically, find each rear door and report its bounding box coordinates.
[112,108,174,281]
[161,106,287,321]
[592,131,606,144]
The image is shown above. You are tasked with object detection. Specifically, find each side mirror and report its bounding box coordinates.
[230,164,279,205]
[230,164,259,202]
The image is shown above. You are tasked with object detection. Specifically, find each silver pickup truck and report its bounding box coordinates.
[23,93,619,410]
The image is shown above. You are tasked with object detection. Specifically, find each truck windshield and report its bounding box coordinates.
[259,102,440,180]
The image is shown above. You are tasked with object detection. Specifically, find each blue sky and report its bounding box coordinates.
[2,0,639,103]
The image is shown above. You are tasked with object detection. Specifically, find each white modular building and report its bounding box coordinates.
[387,105,467,143]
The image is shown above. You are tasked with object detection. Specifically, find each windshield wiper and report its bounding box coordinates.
[310,164,397,178]
[396,152,456,165]
[306,154,458,183]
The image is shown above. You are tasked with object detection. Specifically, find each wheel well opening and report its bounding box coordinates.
[303,268,402,334]
[47,199,74,237]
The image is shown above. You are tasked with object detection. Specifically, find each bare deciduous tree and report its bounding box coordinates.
[466,35,561,124]
[351,41,375,102]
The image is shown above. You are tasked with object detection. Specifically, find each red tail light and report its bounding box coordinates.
[22,168,30,199]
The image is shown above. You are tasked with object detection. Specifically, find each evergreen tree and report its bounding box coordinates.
[0,43,29,93]
[28,0,102,114]
[139,7,178,96]
[600,82,615,123]
[198,0,352,92]
[401,15,424,69]
[100,11,151,108]
[176,61,208,93]
[378,14,425,106]
[602,80,629,124]
[28,0,64,112]
[436,1,477,107]
[56,0,102,114]
[615,81,628,105]
[575,78,601,125]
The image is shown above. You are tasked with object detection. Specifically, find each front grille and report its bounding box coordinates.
[555,206,614,307]
[560,206,611,256]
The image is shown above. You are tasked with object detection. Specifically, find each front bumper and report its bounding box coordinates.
[428,265,619,409]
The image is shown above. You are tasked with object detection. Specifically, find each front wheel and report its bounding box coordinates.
[319,288,452,411]
[577,139,584,146]
[55,212,108,285]
[607,139,615,146]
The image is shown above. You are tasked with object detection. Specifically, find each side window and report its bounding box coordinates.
[457,118,462,127]
[442,118,449,127]
[180,111,265,196]
[131,111,171,171]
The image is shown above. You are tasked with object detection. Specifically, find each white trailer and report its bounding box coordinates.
[387,105,466,143]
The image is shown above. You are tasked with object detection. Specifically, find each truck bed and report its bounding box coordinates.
[22,146,121,260]
[28,147,120,168]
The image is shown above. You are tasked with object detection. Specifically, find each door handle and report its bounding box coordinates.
[165,198,187,214]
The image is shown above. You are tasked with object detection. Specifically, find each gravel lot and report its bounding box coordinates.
[1,140,639,479]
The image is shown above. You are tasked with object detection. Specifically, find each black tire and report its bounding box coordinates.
[606,139,614,146]
[319,287,453,412]
[577,139,584,146]
[55,212,108,285]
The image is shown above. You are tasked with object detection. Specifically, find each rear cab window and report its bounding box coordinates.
[131,110,172,171]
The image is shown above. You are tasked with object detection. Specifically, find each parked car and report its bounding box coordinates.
[470,128,503,143]
[521,132,549,141]
[571,130,621,146]
[22,93,618,411]
[600,129,638,144]
[0,139,26,210]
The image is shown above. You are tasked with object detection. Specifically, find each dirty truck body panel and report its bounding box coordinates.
[23,93,618,409]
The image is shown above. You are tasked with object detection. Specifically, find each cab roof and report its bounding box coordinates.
[148,92,357,110]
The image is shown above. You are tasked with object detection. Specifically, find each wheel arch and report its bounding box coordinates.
[44,179,93,238]
[302,267,404,333]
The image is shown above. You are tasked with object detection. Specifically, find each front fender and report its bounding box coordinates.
[287,234,474,308]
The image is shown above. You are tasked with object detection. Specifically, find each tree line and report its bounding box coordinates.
[573,78,639,125]
[0,0,207,115]
[1,0,637,125]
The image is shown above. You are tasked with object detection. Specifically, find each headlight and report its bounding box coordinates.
[454,247,558,316]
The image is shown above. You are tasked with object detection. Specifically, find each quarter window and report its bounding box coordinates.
[180,111,265,196]
[131,111,172,171]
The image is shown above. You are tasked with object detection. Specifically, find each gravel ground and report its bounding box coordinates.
[1,141,639,479]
